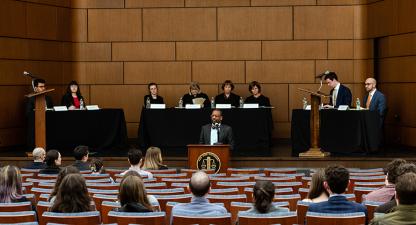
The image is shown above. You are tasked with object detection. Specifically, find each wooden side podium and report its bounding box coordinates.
[187,144,230,173]
[298,88,330,158]
[25,89,54,149]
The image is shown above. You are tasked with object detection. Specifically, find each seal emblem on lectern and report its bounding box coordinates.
[197,152,221,173]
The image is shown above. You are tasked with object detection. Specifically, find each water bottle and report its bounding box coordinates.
[146,97,151,109]
[80,98,84,110]
[356,98,361,110]
[211,97,215,108]
[178,97,183,108]
[239,97,244,108]
[302,97,307,110]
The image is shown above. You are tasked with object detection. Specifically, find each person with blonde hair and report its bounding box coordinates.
[117,175,153,212]
[24,147,46,169]
[142,147,168,170]
[181,81,210,108]
[302,168,329,203]
[0,165,27,203]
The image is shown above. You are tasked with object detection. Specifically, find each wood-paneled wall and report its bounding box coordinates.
[2,0,412,148]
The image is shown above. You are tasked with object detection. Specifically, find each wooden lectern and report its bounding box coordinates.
[25,89,55,149]
[298,88,330,158]
[187,144,230,173]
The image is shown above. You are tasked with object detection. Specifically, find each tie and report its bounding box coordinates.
[366,94,372,109]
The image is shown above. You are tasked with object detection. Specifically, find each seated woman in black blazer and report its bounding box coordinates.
[215,80,241,108]
[143,83,164,107]
[61,80,85,110]
[245,81,271,107]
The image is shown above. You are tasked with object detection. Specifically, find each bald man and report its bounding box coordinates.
[364,78,387,125]
[171,171,227,222]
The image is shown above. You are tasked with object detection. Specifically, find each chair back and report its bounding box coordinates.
[86,183,119,190]
[147,188,185,196]
[0,211,36,223]
[92,194,118,212]
[153,194,192,211]
[363,201,383,221]
[207,194,247,211]
[273,194,301,211]
[306,212,366,225]
[172,213,231,225]
[216,182,255,194]
[144,182,167,189]
[227,168,260,176]
[209,188,239,195]
[353,187,378,203]
[108,211,165,225]
[42,211,101,225]
[230,201,289,224]
[101,201,121,224]
[296,200,313,225]
[0,201,32,212]
[36,201,52,225]
[238,211,297,225]
[264,168,297,176]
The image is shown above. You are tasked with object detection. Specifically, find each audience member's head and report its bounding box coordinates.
[50,173,91,213]
[394,163,416,183]
[385,159,407,184]
[45,150,61,167]
[324,71,339,88]
[118,175,152,211]
[49,166,80,201]
[0,165,23,203]
[32,147,46,162]
[307,168,329,200]
[142,147,164,170]
[395,172,416,205]
[90,157,104,173]
[128,149,143,167]
[189,171,210,197]
[74,145,89,162]
[324,165,349,194]
[252,180,275,213]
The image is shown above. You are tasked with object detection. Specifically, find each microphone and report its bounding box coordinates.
[23,71,37,79]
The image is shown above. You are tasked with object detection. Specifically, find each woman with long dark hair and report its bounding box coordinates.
[50,173,93,213]
[39,150,62,174]
[61,80,85,110]
[0,165,27,203]
[246,180,288,214]
[117,175,153,212]
[48,166,80,202]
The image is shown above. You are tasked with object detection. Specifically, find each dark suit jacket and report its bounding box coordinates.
[308,195,368,216]
[72,160,91,171]
[25,95,54,116]
[199,124,235,150]
[143,95,164,106]
[24,161,46,170]
[364,90,386,117]
[61,94,84,108]
[330,84,352,108]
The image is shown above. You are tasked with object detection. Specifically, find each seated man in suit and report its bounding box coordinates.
[308,165,367,216]
[364,78,387,126]
[323,71,352,108]
[24,147,46,169]
[199,109,235,150]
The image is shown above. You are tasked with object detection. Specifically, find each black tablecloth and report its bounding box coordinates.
[138,108,273,156]
[45,109,128,152]
[291,109,381,156]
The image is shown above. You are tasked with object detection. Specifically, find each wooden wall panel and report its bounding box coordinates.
[317,0,367,5]
[0,0,26,38]
[0,60,63,85]
[70,0,125,8]
[0,86,31,128]
[185,0,250,7]
[379,56,416,83]
[381,84,416,127]
[112,42,175,61]
[70,9,87,42]
[70,43,112,61]
[379,33,416,58]
[176,41,261,60]
[263,41,327,60]
[22,0,70,7]
[251,0,316,6]
[63,62,124,84]
[366,0,398,38]
[143,8,216,41]
[397,0,416,34]
[328,40,353,59]
[26,3,58,40]
[354,39,374,59]
[124,62,191,84]
[353,59,373,83]
[246,61,315,83]
[126,0,184,8]
[218,7,293,40]
[192,61,245,84]
[294,6,354,39]
[88,9,142,42]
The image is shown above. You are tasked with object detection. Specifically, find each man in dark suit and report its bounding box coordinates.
[199,109,235,150]
[323,71,352,108]
[308,165,367,216]
[24,147,46,169]
[72,145,91,171]
[364,78,387,127]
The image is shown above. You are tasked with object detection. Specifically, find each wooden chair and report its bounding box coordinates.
[38,182,55,189]
[301,176,312,188]
[144,182,167,189]
[350,172,385,177]
[255,176,296,183]
[238,211,297,225]
[226,168,260,176]
[21,173,35,182]
[210,177,250,188]
[273,194,301,211]
[31,187,53,203]
[153,194,192,212]
[170,183,189,193]
[108,211,165,225]
[26,178,56,188]
[354,186,379,203]
[92,194,118,212]
[41,211,101,225]
[22,182,34,194]
[363,201,384,221]
[172,213,231,225]
[38,193,50,202]
[36,201,51,225]
[272,182,302,193]
[0,211,37,223]
[306,211,366,225]
[244,188,294,202]
[88,188,118,196]
[209,188,239,195]
[296,200,313,225]
[298,187,309,199]
[147,188,185,196]
[0,202,32,212]
[264,168,297,176]
[348,168,384,173]
[270,173,305,182]
[180,169,215,178]
[207,194,246,211]
[348,176,385,194]
[82,173,111,181]
[153,173,187,182]
[216,182,255,194]
[100,201,121,224]
[354,181,385,188]
[105,169,125,180]
[21,168,40,179]
[147,169,177,174]
[230,173,266,182]
[230,201,289,224]
[86,183,119,190]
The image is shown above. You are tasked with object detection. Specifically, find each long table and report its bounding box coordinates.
[45,109,128,152]
[138,108,273,156]
[291,109,382,156]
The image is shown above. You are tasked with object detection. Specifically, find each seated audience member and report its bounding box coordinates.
[24,147,46,169]
[72,145,90,171]
[0,165,27,203]
[181,81,210,108]
[143,83,164,106]
[245,81,271,107]
[121,149,153,179]
[142,147,168,170]
[376,163,416,214]
[39,150,62,174]
[121,170,159,208]
[117,175,153,212]
[246,180,289,214]
[90,157,105,174]
[303,168,329,203]
[370,172,416,225]
[364,159,406,203]
[215,80,240,108]
[61,80,85,110]
[48,166,80,203]
[50,173,93,213]
[172,171,227,216]
[308,165,367,216]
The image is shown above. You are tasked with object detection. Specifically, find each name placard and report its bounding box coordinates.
[53,106,68,111]
[338,105,349,111]
[185,104,201,109]
[305,105,311,110]
[215,104,231,109]
[243,103,259,109]
[86,105,100,110]
[150,104,166,109]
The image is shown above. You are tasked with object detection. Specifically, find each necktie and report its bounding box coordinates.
[366,94,372,109]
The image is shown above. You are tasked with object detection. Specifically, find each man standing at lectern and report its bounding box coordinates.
[199,109,235,150]
[323,71,352,108]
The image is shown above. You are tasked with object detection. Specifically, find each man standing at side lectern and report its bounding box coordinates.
[199,109,235,151]
[323,71,352,108]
